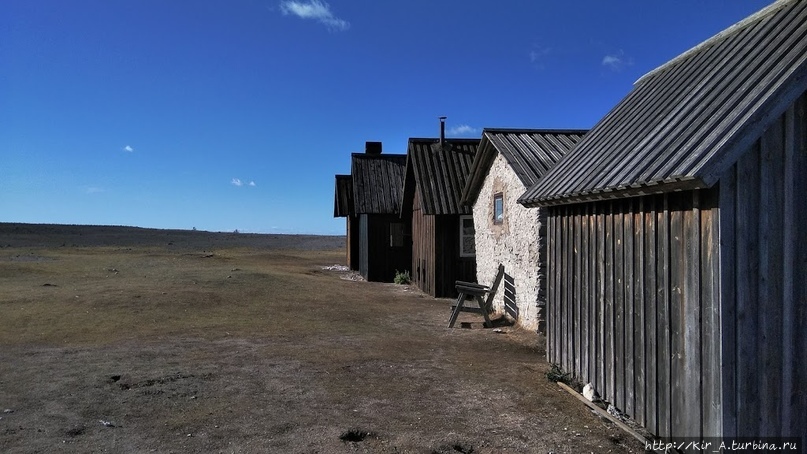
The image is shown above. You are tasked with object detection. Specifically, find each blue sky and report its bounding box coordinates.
[1,0,772,235]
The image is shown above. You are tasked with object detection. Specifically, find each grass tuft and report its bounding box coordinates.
[393,270,411,285]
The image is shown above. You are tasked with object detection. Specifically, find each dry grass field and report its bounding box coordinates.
[0,223,643,453]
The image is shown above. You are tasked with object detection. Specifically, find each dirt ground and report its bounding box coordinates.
[0,223,645,453]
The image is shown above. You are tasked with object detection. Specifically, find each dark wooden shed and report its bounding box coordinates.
[401,137,480,297]
[347,145,411,282]
[333,174,359,270]
[519,0,807,442]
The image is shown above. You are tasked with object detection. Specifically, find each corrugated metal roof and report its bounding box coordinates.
[333,174,353,217]
[520,0,807,207]
[351,153,407,214]
[461,129,586,206]
[403,138,480,215]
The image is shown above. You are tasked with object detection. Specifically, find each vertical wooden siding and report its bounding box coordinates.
[546,188,720,440]
[411,189,476,298]
[347,216,359,271]
[547,92,807,442]
[435,216,476,298]
[359,214,411,282]
[412,190,436,296]
[719,93,807,440]
[359,215,369,280]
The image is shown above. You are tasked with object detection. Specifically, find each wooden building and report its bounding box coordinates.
[400,133,480,298]
[519,0,807,442]
[460,129,585,331]
[333,174,358,270]
[334,142,411,282]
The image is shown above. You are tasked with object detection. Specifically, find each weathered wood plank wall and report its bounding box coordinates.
[346,216,359,271]
[546,188,720,440]
[359,215,369,280]
[719,93,807,440]
[412,190,436,296]
[359,214,411,282]
[411,190,476,298]
[546,91,807,442]
[435,216,476,298]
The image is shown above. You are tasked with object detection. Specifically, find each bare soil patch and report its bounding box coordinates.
[0,223,643,453]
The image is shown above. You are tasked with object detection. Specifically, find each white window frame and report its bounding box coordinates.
[493,192,504,224]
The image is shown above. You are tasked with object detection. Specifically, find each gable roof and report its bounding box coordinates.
[402,138,480,216]
[351,153,407,214]
[460,129,586,206]
[520,0,807,207]
[333,174,354,217]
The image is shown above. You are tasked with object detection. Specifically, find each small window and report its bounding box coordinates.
[390,222,404,247]
[459,215,475,257]
[493,192,504,224]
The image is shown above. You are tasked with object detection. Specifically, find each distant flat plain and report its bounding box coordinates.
[0,223,641,453]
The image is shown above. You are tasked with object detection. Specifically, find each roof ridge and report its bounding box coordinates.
[636,0,796,85]
[350,152,406,157]
[483,128,589,134]
[408,137,480,142]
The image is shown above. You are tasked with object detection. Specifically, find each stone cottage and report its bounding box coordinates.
[460,129,585,331]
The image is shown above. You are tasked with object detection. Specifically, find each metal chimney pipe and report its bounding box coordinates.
[439,116,447,149]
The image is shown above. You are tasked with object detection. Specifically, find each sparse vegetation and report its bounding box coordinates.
[0,224,644,453]
[546,363,572,384]
[394,269,411,284]
[545,363,586,392]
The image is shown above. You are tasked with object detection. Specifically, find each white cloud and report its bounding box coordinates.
[232,178,257,187]
[447,124,479,137]
[529,46,551,63]
[602,50,633,71]
[527,43,552,70]
[123,145,134,152]
[280,0,350,31]
[85,186,104,194]
[602,55,621,67]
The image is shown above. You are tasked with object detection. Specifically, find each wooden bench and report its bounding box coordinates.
[448,264,504,328]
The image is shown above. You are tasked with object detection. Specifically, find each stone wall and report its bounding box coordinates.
[472,152,546,332]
